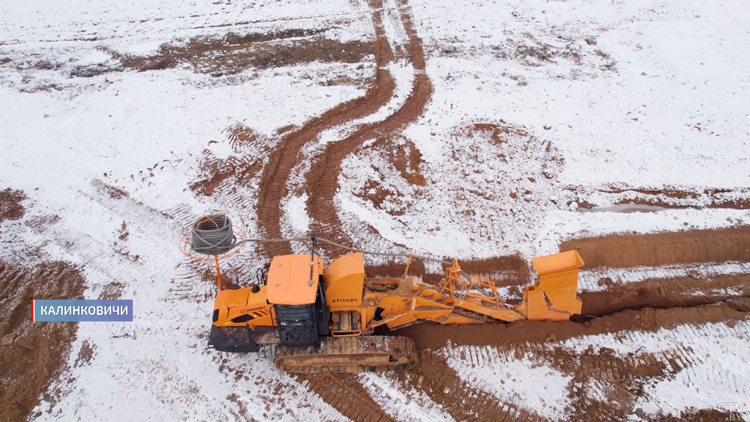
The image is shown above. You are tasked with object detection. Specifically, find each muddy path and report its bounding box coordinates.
[560,226,750,269]
[255,0,396,257]
[305,0,433,250]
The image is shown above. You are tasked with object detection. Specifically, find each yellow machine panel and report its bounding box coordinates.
[213,285,273,327]
[267,254,320,305]
[215,287,249,308]
[518,250,585,321]
[323,252,365,307]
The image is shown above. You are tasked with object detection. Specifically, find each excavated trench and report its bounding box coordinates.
[391,300,749,422]
[380,228,750,421]
[185,0,750,417]
[560,226,750,269]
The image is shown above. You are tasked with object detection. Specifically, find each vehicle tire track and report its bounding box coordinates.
[398,303,750,421]
[404,350,538,422]
[305,0,433,249]
[299,373,397,422]
[255,0,396,257]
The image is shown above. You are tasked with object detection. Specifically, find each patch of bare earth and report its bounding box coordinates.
[0,261,86,422]
[190,124,271,197]
[69,29,373,78]
[353,137,427,217]
[0,188,26,225]
[398,351,538,421]
[569,185,750,210]
[434,31,616,75]
[561,226,750,269]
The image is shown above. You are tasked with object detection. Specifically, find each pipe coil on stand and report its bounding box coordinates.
[191,214,237,256]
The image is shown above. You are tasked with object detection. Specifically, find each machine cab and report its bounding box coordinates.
[266,254,329,347]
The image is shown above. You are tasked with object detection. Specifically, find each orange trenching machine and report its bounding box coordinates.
[181,215,585,373]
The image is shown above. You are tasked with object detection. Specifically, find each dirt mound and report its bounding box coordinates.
[255,0,396,258]
[0,188,26,225]
[561,226,750,269]
[0,261,86,422]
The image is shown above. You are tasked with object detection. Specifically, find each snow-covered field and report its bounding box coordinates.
[1,0,749,420]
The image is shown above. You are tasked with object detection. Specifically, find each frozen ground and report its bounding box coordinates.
[1,0,749,420]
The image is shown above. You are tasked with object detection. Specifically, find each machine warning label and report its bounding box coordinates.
[33,299,134,322]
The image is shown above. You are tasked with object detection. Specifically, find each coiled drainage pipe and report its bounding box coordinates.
[191,214,237,256]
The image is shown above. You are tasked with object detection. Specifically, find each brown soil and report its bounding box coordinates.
[125,36,372,76]
[571,186,750,210]
[399,351,537,421]
[189,125,273,197]
[580,273,750,317]
[386,139,427,186]
[190,150,265,197]
[560,226,750,269]
[394,302,748,421]
[438,32,616,72]
[398,293,746,351]
[255,0,396,258]
[457,122,530,145]
[658,409,741,422]
[365,254,529,287]
[305,0,433,250]
[69,29,373,78]
[0,261,86,422]
[297,373,396,422]
[0,188,26,225]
